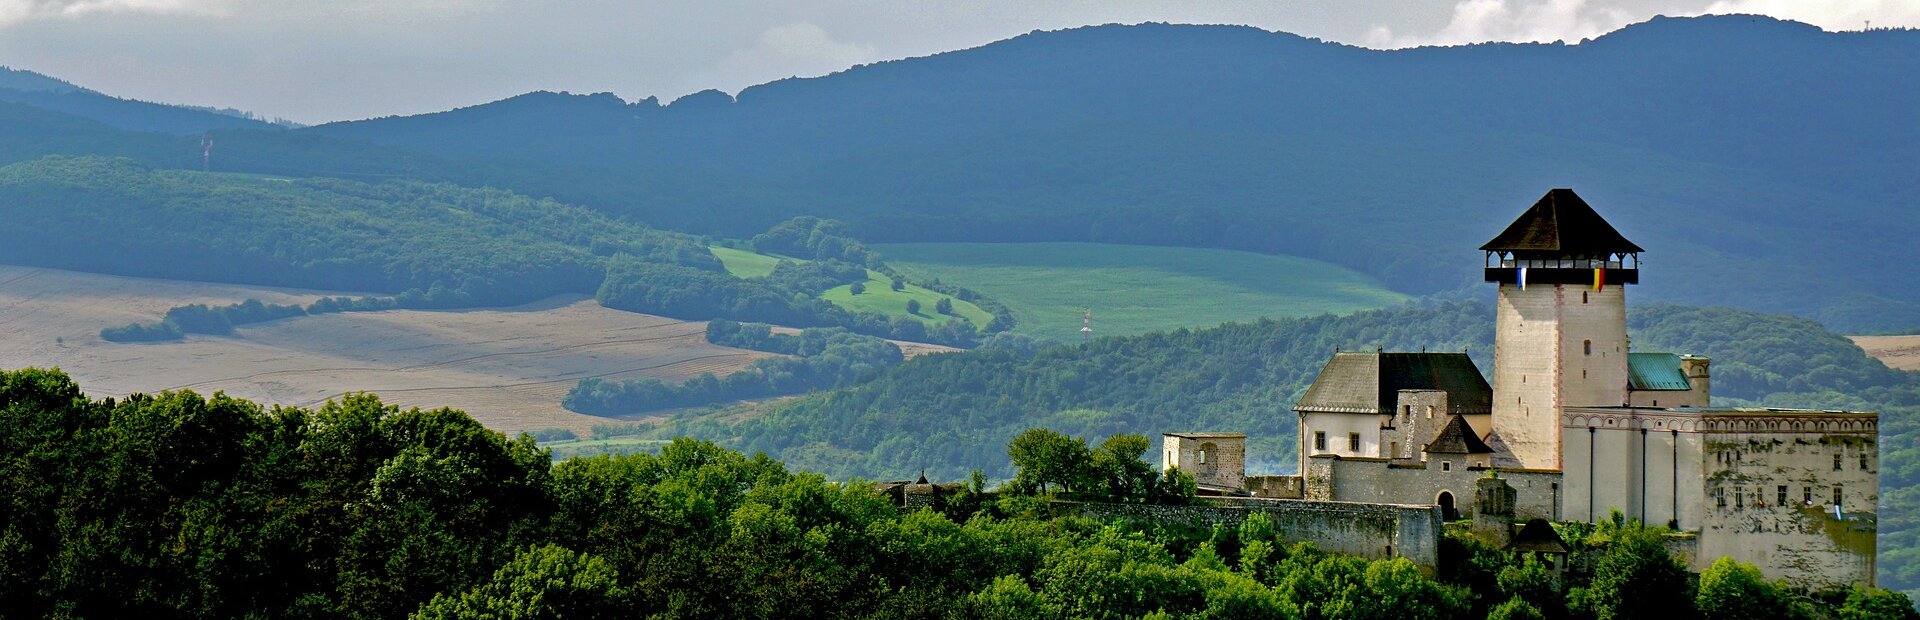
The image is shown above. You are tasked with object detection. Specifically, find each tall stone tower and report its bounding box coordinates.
[1482,189,1641,470]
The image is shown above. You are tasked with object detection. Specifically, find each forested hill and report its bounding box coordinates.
[0,155,712,307]
[289,15,1919,332]
[0,66,279,134]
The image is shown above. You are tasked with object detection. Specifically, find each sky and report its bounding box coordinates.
[0,0,1915,124]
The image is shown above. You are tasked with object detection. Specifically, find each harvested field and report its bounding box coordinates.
[1853,335,1920,372]
[0,265,776,436]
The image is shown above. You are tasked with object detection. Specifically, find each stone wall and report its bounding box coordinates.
[1311,455,1562,521]
[1164,433,1247,491]
[1053,497,1442,572]
[1247,475,1303,499]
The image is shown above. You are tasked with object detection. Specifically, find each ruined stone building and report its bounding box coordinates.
[1173,189,1879,587]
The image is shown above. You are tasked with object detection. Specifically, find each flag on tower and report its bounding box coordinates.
[1517,266,1527,290]
[1593,267,1605,292]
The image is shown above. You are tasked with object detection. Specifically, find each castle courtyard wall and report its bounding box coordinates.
[1306,455,1561,521]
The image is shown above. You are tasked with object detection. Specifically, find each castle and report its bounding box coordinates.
[1164,189,1879,587]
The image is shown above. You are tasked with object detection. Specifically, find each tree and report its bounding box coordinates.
[850,282,865,295]
[890,275,906,291]
[1572,523,1697,620]
[410,545,627,620]
[1007,428,1091,493]
[936,297,954,315]
[906,299,922,315]
[1695,557,1800,620]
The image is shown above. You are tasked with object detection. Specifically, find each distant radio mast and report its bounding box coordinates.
[1080,308,1093,338]
[200,133,214,172]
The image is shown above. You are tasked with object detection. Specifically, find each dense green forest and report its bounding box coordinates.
[1,368,1909,619]
[0,155,709,307]
[563,321,906,415]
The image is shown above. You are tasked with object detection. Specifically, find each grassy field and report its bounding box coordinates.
[710,246,994,330]
[876,242,1409,338]
[818,269,994,328]
[709,246,785,278]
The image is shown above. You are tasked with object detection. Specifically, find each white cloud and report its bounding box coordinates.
[0,0,225,25]
[1366,0,1637,48]
[1694,0,1920,31]
[717,21,880,86]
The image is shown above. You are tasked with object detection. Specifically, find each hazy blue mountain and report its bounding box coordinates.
[0,66,277,134]
[3,17,1916,331]
[297,15,1920,332]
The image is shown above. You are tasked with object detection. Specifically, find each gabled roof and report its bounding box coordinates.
[1295,352,1492,415]
[1511,518,1570,554]
[1481,189,1645,255]
[1628,353,1692,391]
[1424,414,1494,455]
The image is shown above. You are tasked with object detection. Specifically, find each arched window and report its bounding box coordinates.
[1584,340,1592,355]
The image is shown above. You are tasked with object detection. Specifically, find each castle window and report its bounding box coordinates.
[1584,340,1592,355]
[1834,454,1843,471]
[1583,291,1588,304]
[1441,461,1452,472]
[1199,450,1207,464]
[1862,454,1870,470]
[1349,433,1361,452]
[1778,486,1788,506]
[1834,486,1844,506]
[1426,405,1434,418]
[1736,490,1743,509]
[1314,432,1326,451]
[1716,488,1726,508]
[1390,441,1399,457]
[1805,487,1813,504]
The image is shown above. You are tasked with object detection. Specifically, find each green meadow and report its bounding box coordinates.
[709,245,785,278]
[876,242,1409,338]
[818,269,994,328]
[710,246,993,328]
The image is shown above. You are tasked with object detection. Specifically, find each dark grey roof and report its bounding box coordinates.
[1295,352,1492,415]
[1511,518,1570,554]
[1481,189,1644,255]
[1424,415,1494,455]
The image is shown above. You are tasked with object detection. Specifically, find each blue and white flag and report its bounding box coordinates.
[1517,266,1528,290]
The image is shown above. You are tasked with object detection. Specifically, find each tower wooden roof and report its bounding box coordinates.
[1481,189,1644,255]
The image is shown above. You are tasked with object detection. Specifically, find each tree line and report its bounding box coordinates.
[1,368,1909,619]
[561,321,906,415]
[101,296,398,342]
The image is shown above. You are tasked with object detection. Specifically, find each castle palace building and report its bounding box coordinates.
[1290,189,1879,588]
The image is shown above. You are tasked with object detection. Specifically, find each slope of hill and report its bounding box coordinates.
[0,155,712,307]
[285,16,1920,332]
[879,242,1408,338]
[0,66,276,134]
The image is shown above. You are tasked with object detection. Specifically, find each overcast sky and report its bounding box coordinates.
[1,0,1914,123]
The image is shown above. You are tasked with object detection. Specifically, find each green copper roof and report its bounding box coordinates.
[1628,353,1692,391]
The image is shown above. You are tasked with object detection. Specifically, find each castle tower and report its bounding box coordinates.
[1482,189,1641,470]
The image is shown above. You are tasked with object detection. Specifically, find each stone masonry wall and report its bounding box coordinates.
[1314,455,1562,521]
[1053,498,1443,572]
